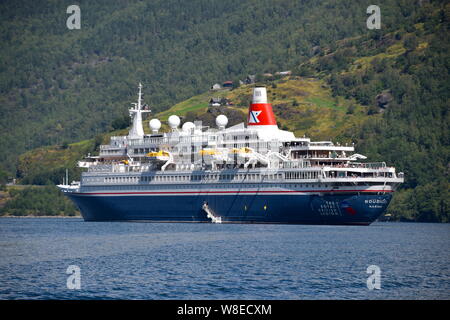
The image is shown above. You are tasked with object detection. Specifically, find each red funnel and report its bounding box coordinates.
[247,87,277,127]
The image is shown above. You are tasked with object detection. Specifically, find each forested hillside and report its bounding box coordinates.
[0,0,441,173]
[0,1,448,221]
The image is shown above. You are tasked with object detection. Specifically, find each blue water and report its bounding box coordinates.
[0,218,449,300]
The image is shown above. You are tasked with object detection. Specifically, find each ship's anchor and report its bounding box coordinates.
[202,202,222,224]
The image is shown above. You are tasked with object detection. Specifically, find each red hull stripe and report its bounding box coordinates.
[74,189,394,196]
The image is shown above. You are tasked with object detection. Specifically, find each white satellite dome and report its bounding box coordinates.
[168,115,181,129]
[216,114,228,129]
[149,118,161,133]
[182,121,195,132]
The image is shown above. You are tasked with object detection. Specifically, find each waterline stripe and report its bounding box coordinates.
[73,189,394,196]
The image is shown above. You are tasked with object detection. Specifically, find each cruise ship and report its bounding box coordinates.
[58,84,404,225]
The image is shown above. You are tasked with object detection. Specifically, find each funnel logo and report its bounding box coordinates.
[248,110,262,124]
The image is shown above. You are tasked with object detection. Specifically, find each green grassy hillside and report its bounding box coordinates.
[158,76,372,142]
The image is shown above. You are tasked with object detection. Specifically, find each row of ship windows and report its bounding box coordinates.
[94,173,286,184]
[82,183,333,191]
[84,173,382,184]
[285,172,320,179]
[131,148,155,154]
[102,149,125,154]
[130,144,269,154]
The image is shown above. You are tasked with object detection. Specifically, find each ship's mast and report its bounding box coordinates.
[128,83,151,139]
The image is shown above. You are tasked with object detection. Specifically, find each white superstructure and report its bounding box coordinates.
[61,84,403,195]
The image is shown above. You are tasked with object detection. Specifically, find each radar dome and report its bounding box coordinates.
[168,115,181,129]
[149,119,161,133]
[216,115,228,129]
[182,121,195,132]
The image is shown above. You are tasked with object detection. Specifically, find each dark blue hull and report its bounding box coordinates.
[68,192,392,225]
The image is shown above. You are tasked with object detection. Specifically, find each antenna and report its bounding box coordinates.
[128,83,151,138]
[138,82,143,110]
